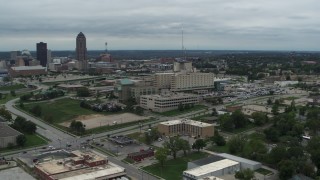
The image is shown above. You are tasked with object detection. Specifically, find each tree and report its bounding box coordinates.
[235,169,255,180]
[211,131,226,146]
[16,134,27,147]
[251,112,268,126]
[211,108,218,116]
[267,98,272,105]
[271,104,279,115]
[228,135,247,154]
[70,120,85,134]
[264,127,280,142]
[0,93,2,99]
[218,113,234,131]
[269,90,274,95]
[178,102,184,111]
[155,147,168,167]
[231,110,247,128]
[267,146,287,165]
[164,136,182,159]
[242,139,267,160]
[134,106,144,115]
[30,105,42,117]
[278,160,295,180]
[76,87,90,97]
[24,121,37,134]
[19,101,24,108]
[10,90,16,96]
[0,107,12,121]
[179,139,190,156]
[192,139,206,152]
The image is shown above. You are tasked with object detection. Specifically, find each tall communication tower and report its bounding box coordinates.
[105,42,108,53]
[181,24,187,60]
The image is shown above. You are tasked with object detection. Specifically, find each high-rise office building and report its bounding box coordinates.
[47,49,52,63]
[36,42,47,67]
[76,32,87,61]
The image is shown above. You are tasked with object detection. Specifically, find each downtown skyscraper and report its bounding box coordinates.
[36,42,47,67]
[76,32,87,61]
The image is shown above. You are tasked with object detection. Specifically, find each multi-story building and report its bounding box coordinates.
[158,119,214,138]
[34,150,126,180]
[76,32,87,70]
[140,93,198,112]
[171,72,215,91]
[36,42,47,67]
[10,51,19,61]
[153,73,174,89]
[47,49,52,63]
[76,32,87,61]
[8,66,47,77]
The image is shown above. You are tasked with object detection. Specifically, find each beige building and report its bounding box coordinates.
[140,93,198,112]
[153,72,215,92]
[171,72,215,91]
[158,119,214,138]
[153,73,174,89]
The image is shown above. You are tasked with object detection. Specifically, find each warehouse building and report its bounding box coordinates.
[158,119,214,138]
[216,153,262,170]
[0,123,22,148]
[8,66,47,77]
[183,159,240,180]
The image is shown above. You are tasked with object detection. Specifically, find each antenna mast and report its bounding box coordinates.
[105,42,108,53]
[182,24,184,58]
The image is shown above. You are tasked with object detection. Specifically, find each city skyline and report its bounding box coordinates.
[1,0,320,51]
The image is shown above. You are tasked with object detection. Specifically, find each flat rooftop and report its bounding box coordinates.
[35,150,107,175]
[0,123,22,137]
[160,119,213,128]
[183,159,239,177]
[141,93,197,100]
[11,66,46,71]
[52,162,125,180]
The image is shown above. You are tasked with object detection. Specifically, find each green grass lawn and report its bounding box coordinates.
[222,123,256,134]
[0,84,25,91]
[156,105,207,117]
[23,98,95,124]
[191,114,211,121]
[255,168,273,175]
[0,134,48,153]
[142,152,209,180]
[207,144,229,153]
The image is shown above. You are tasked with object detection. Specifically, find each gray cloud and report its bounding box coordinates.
[0,0,320,51]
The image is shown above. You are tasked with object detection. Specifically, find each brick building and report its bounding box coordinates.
[158,119,214,138]
[34,150,126,180]
[8,66,47,77]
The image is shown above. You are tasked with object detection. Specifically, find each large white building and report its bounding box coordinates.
[183,159,240,180]
[140,93,198,112]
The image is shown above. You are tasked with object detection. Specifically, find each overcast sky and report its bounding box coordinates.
[1,0,320,51]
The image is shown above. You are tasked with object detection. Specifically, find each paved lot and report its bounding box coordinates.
[0,167,35,180]
[60,113,150,129]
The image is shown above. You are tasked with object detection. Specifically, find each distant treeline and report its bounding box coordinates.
[2,50,320,60]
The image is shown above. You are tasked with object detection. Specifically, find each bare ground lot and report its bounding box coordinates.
[60,113,149,129]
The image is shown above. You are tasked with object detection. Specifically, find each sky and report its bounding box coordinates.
[0,0,320,51]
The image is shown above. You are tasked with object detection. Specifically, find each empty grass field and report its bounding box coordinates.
[0,134,48,153]
[0,84,25,91]
[142,152,209,180]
